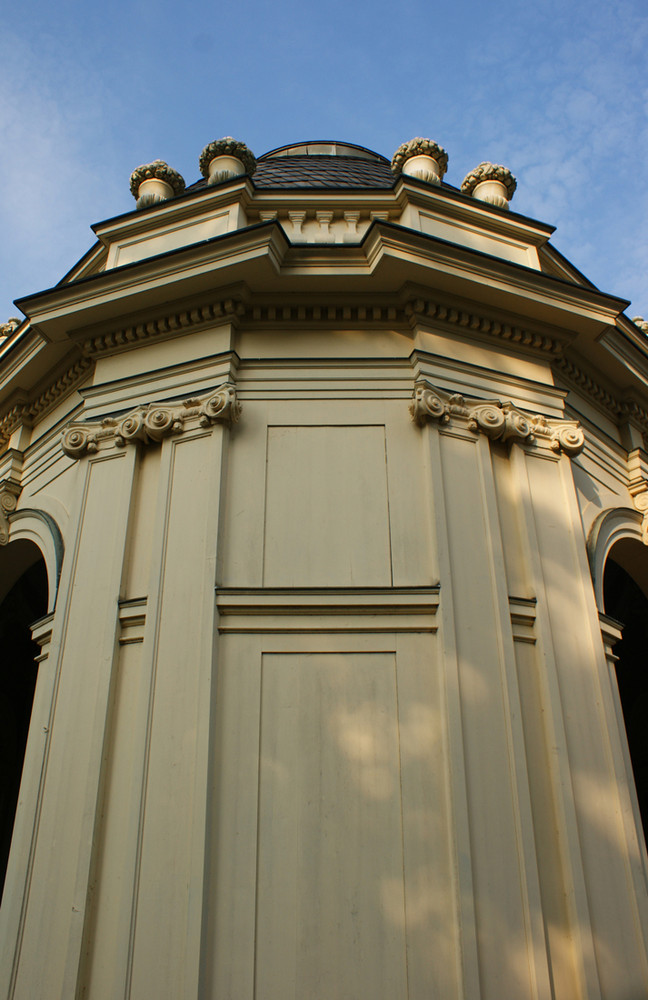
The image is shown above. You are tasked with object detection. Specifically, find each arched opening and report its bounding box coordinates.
[0,540,48,902]
[603,540,648,843]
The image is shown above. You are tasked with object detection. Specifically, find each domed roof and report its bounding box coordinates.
[187,140,395,193]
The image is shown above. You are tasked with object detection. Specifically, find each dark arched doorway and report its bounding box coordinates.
[603,547,648,843]
[0,541,48,902]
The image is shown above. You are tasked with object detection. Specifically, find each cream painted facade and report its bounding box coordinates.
[1,139,648,998]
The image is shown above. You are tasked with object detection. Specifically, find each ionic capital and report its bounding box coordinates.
[410,381,585,457]
[62,384,241,460]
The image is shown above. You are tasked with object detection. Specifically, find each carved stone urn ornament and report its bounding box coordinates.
[461,162,517,210]
[0,317,21,341]
[199,137,257,186]
[129,160,186,210]
[391,137,448,186]
[633,316,648,336]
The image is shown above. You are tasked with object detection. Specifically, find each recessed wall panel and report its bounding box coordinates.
[263,425,392,586]
[255,651,407,1000]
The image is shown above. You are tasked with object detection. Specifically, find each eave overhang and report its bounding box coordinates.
[15,219,628,349]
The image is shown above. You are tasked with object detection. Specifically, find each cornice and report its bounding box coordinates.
[554,355,623,415]
[366,222,628,331]
[249,189,396,214]
[16,223,289,342]
[17,220,629,348]
[61,383,240,459]
[59,241,109,284]
[215,586,440,634]
[81,294,246,357]
[0,402,28,449]
[597,325,648,387]
[0,356,92,450]
[554,354,648,437]
[537,244,599,289]
[31,358,93,420]
[0,329,46,391]
[410,379,585,457]
[79,291,572,360]
[404,294,564,355]
[246,300,403,324]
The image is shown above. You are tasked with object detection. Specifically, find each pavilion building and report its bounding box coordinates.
[0,137,647,999]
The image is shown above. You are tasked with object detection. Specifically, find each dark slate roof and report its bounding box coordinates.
[254,155,395,189]
[185,154,395,194]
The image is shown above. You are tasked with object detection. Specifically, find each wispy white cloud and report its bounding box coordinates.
[2,0,648,322]
[0,30,127,316]
[431,0,648,314]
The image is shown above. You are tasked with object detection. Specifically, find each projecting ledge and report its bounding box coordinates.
[215,586,440,633]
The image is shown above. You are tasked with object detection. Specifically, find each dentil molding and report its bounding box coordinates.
[410,380,585,456]
[61,383,241,459]
[0,357,92,450]
[555,355,648,448]
[404,297,563,355]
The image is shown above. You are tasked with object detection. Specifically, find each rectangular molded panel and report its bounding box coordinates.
[255,651,408,1000]
[263,424,392,586]
[207,632,456,1000]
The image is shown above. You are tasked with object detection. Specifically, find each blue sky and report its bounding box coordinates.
[2,0,648,323]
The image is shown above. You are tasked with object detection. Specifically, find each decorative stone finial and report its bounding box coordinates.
[633,317,648,336]
[0,317,21,340]
[199,137,257,186]
[129,160,186,210]
[391,137,448,186]
[461,162,516,209]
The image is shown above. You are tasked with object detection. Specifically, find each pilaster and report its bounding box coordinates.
[8,445,139,1000]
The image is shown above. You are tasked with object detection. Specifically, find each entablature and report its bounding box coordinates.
[16,220,627,350]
